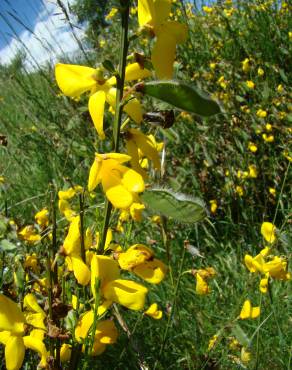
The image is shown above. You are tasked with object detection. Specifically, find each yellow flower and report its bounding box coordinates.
[88,152,145,209]
[263,256,291,280]
[24,253,38,272]
[195,268,216,295]
[60,343,72,362]
[18,226,41,244]
[208,334,219,351]
[58,185,83,200]
[55,63,150,139]
[130,202,145,221]
[265,123,272,131]
[0,294,47,370]
[203,6,214,14]
[256,109,267,118]
[62,216,91,286]
[259,275,269,293]
[117,244,167,284]
[125,128,161,178]
[34,208,49,228]
[209,199,217,214]
[105,7,118,21]
[269,187,276,196]
[240,299,260,319]
[151,215,162,224]
[262,133,274,142]
[241,347,251,363]
[209,62,216,69]
[235,185,244,197]
[277,84,283,93]
[248,142,258,152]
[0,176,5,184]
[241,58,250,73]
[283,150,292,162]
[257,67,264,76]
[244,247,270,274]
[75,312,118,355]
[246,80,255,89]
[144,303,163,319]
[217,75,227,89]
[138,0,188,79]
[91,255,149,311]
[248,164,258,178]
[261,222,276,243]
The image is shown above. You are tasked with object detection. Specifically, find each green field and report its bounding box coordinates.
[0,1,291,369]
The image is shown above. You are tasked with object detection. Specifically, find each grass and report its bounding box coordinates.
[0,0,291,369]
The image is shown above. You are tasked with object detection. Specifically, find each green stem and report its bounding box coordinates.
[99,0,130,254]
[154,246,187,369]
[79,191,86,262]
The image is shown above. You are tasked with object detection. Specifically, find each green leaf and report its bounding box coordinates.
[137,80,221,117]
[102,60,116,74]
[0,239,17,252]
[231,324,250,347]
[141,188,206,223]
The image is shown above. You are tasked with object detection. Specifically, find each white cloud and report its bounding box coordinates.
[0,1,85,69]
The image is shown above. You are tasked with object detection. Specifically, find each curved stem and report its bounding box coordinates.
[99,0,130,254]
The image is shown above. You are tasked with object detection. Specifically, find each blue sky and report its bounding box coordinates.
[0,0,84,68]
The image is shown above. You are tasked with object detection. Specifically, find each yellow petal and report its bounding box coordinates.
[240,300,251,319]
[95,320,118,344]
[88,90,106,140]
[121,168,145,193]
[71,256,91,286]
[158,21,188,43]
[196,274,210,295]
[85,227,93,250]
[153,0,172,26]
[23,335,48,367]
[118,244,153,270]
[0,294,25,334]
[144,303,163,319]
[23,293,45,316]
[261,222,276,243]
[103,279,148,310]
[5,336,25,370]
[97,300,112,316]
[123,97,144,123]
[131,129,160,169]
[25,313,46,330]
[63,216,80,256]
[125,63,151,81]
[88,155,102,192]
[106,87,143,123]
[97,153,131,163]
[133,258,167,284]
[138,0,155,26]
[151,32,176,79]
[55,63,96,98]
[0,330,11,345]
[29,329,45,341]
[259,276,269,294]
[102,167,134,209]
[91,255,120,297]
[75,310,94,341]
[251,306,260,319]
[58,186,82,200]
[60,343,72,362]
[126,139,147,178]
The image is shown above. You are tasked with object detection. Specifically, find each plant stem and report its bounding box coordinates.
[154,246,187,369]
[79,191,86,262]
[99,0,130,254]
